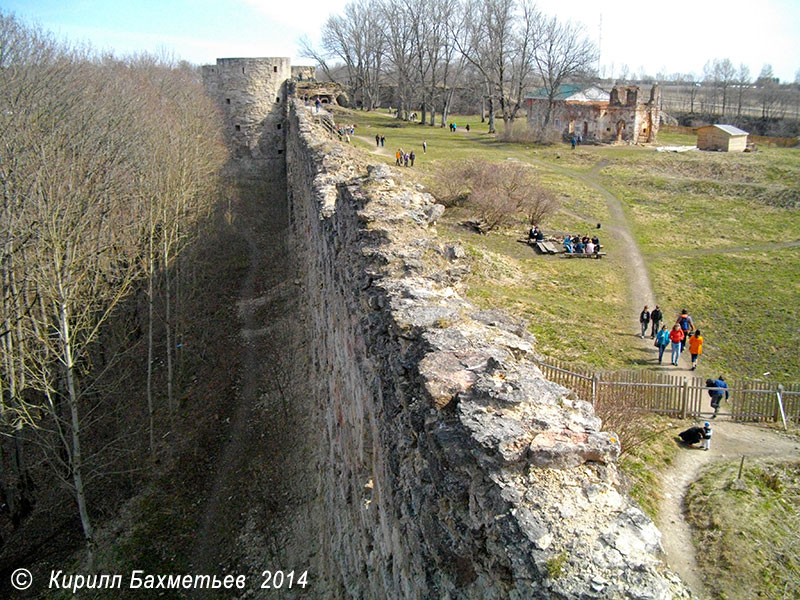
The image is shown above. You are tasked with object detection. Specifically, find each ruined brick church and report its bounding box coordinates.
[525,83,661,144]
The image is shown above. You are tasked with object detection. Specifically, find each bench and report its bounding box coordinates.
[563,251,606,259]
[534,241,560,254]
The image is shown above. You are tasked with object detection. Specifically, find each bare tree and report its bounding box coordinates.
[304,0,385,109]
[756,64,782,120]
[531,16,597,138]
[735,63,751,119]
[379,0,416,118]
[455,0,544,133]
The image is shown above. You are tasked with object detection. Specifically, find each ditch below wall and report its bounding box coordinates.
[254,95,692,599]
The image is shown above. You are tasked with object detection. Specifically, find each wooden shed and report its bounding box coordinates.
[696,124,749,152]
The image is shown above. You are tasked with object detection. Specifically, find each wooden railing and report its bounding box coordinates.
[532,356,800,425]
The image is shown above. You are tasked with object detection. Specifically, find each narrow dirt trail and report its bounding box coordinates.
[529,156,800,598]
[190,179,319,598]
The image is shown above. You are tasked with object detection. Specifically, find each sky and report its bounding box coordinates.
[2,0,799,83]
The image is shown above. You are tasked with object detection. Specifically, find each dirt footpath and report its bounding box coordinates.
[656,421,800,598]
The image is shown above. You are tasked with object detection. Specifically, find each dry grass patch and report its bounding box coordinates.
[686,459,800,600]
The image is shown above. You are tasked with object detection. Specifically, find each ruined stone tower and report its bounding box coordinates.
[201,57,291,179]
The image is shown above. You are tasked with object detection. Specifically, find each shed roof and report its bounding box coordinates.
[699,124,749,136]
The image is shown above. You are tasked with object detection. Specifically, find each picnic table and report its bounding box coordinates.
[535,241,560,255]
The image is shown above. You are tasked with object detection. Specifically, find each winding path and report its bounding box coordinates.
[530,156,800,599]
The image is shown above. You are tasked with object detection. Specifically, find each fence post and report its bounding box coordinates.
[681,377,689,420]
[592,373,598,408]
[776,384,788,431]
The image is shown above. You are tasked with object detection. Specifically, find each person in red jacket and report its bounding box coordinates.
[668,324,685,366]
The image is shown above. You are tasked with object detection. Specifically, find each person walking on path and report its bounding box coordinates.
[688,330,703,370]
[396,149,402,166]
[380,135,385,147]
[375,134,380,147]
[707,376,729,418]
[650,305,663,338]
[639,306,651,338]
[655,325,670,364]
[669,324,685,366]
[410,151,415,166]
[676,309,695,353]
[422,140,427,153]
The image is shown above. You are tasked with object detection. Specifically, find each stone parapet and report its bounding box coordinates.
[285,96,690,599]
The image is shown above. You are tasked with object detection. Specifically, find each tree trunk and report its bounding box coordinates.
[59,301,95,568]
[488,97,496,134]
[163,235,174,417]
[146,247,155,458]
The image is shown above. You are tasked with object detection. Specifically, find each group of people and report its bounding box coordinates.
[395,148,416,167]
[563,234,600,254]
[527,225,545,242]
[374,134,386,147]
[448,122,468,132]
[643,307,705,368]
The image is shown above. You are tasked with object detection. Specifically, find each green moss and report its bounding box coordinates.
[546,552,568,580]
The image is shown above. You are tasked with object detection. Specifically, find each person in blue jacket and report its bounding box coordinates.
[655,325,670,364]
[707,376,729,418]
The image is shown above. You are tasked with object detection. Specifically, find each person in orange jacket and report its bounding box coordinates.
[668,324,685,366]
[688,330,703,370]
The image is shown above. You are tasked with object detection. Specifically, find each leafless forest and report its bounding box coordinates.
[304,0,800,136]
[0,11,229,571]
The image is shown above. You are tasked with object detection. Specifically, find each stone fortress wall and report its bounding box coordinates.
[203,58,690,599]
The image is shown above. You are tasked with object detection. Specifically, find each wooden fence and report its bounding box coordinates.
[532,356,800,425]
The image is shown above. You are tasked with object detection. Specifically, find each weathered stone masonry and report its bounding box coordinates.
[284,101,688,598]
[204,59,689,599]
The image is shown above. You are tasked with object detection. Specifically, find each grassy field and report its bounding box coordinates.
[685,459,800,600]
[335,107,800,380]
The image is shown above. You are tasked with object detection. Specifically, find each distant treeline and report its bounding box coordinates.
[301,0,598,134]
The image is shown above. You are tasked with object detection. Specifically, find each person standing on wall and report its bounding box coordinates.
[639,306,651,338]
[688,330,703,370]
[668,324,684,366]
[650,305,662,338]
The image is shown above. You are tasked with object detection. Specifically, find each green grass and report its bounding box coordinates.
[685,459,800,600]
[335,106,800,380]
[618,416,682,520]
[648,251,800,380]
